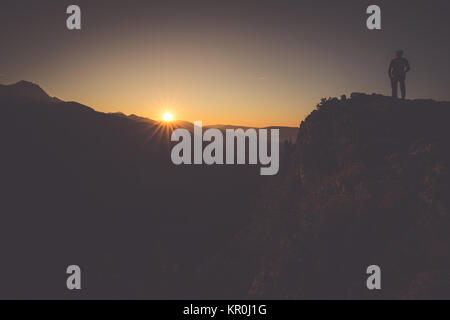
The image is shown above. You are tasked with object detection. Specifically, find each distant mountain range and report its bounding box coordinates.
[109,111,299,143]
[1,80,299,142]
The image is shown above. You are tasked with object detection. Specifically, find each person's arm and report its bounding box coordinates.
[388,60,393,78]
[405,59,411,73]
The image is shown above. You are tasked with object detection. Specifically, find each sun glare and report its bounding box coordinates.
[163,112,174,122]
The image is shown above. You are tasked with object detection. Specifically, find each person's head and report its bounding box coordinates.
[395,50,404,58]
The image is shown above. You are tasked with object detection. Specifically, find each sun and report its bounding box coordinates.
[163,112,174,122]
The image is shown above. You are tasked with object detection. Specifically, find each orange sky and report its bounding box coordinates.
[20,35,324,127]
[14,34,358,128]
[4,2,450,127]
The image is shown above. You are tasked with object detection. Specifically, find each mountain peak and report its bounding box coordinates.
[15,80,38,86]
[0,80,54,103]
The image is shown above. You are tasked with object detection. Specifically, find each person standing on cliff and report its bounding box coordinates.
[388,50,411,99]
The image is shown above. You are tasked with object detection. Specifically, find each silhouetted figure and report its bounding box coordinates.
[388,50,410,99]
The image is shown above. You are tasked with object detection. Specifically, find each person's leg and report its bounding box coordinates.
[400,78,406,99]
[391,78,398,98]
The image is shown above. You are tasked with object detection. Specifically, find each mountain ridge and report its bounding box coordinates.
[0,80,298,142]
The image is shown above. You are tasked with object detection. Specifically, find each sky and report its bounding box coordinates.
[1,0,450,127]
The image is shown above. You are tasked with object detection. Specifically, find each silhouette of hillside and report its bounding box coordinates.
[0,81,262,299]
[202,93,450,299]
[0,81,58,104]
[2,82,449,299]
